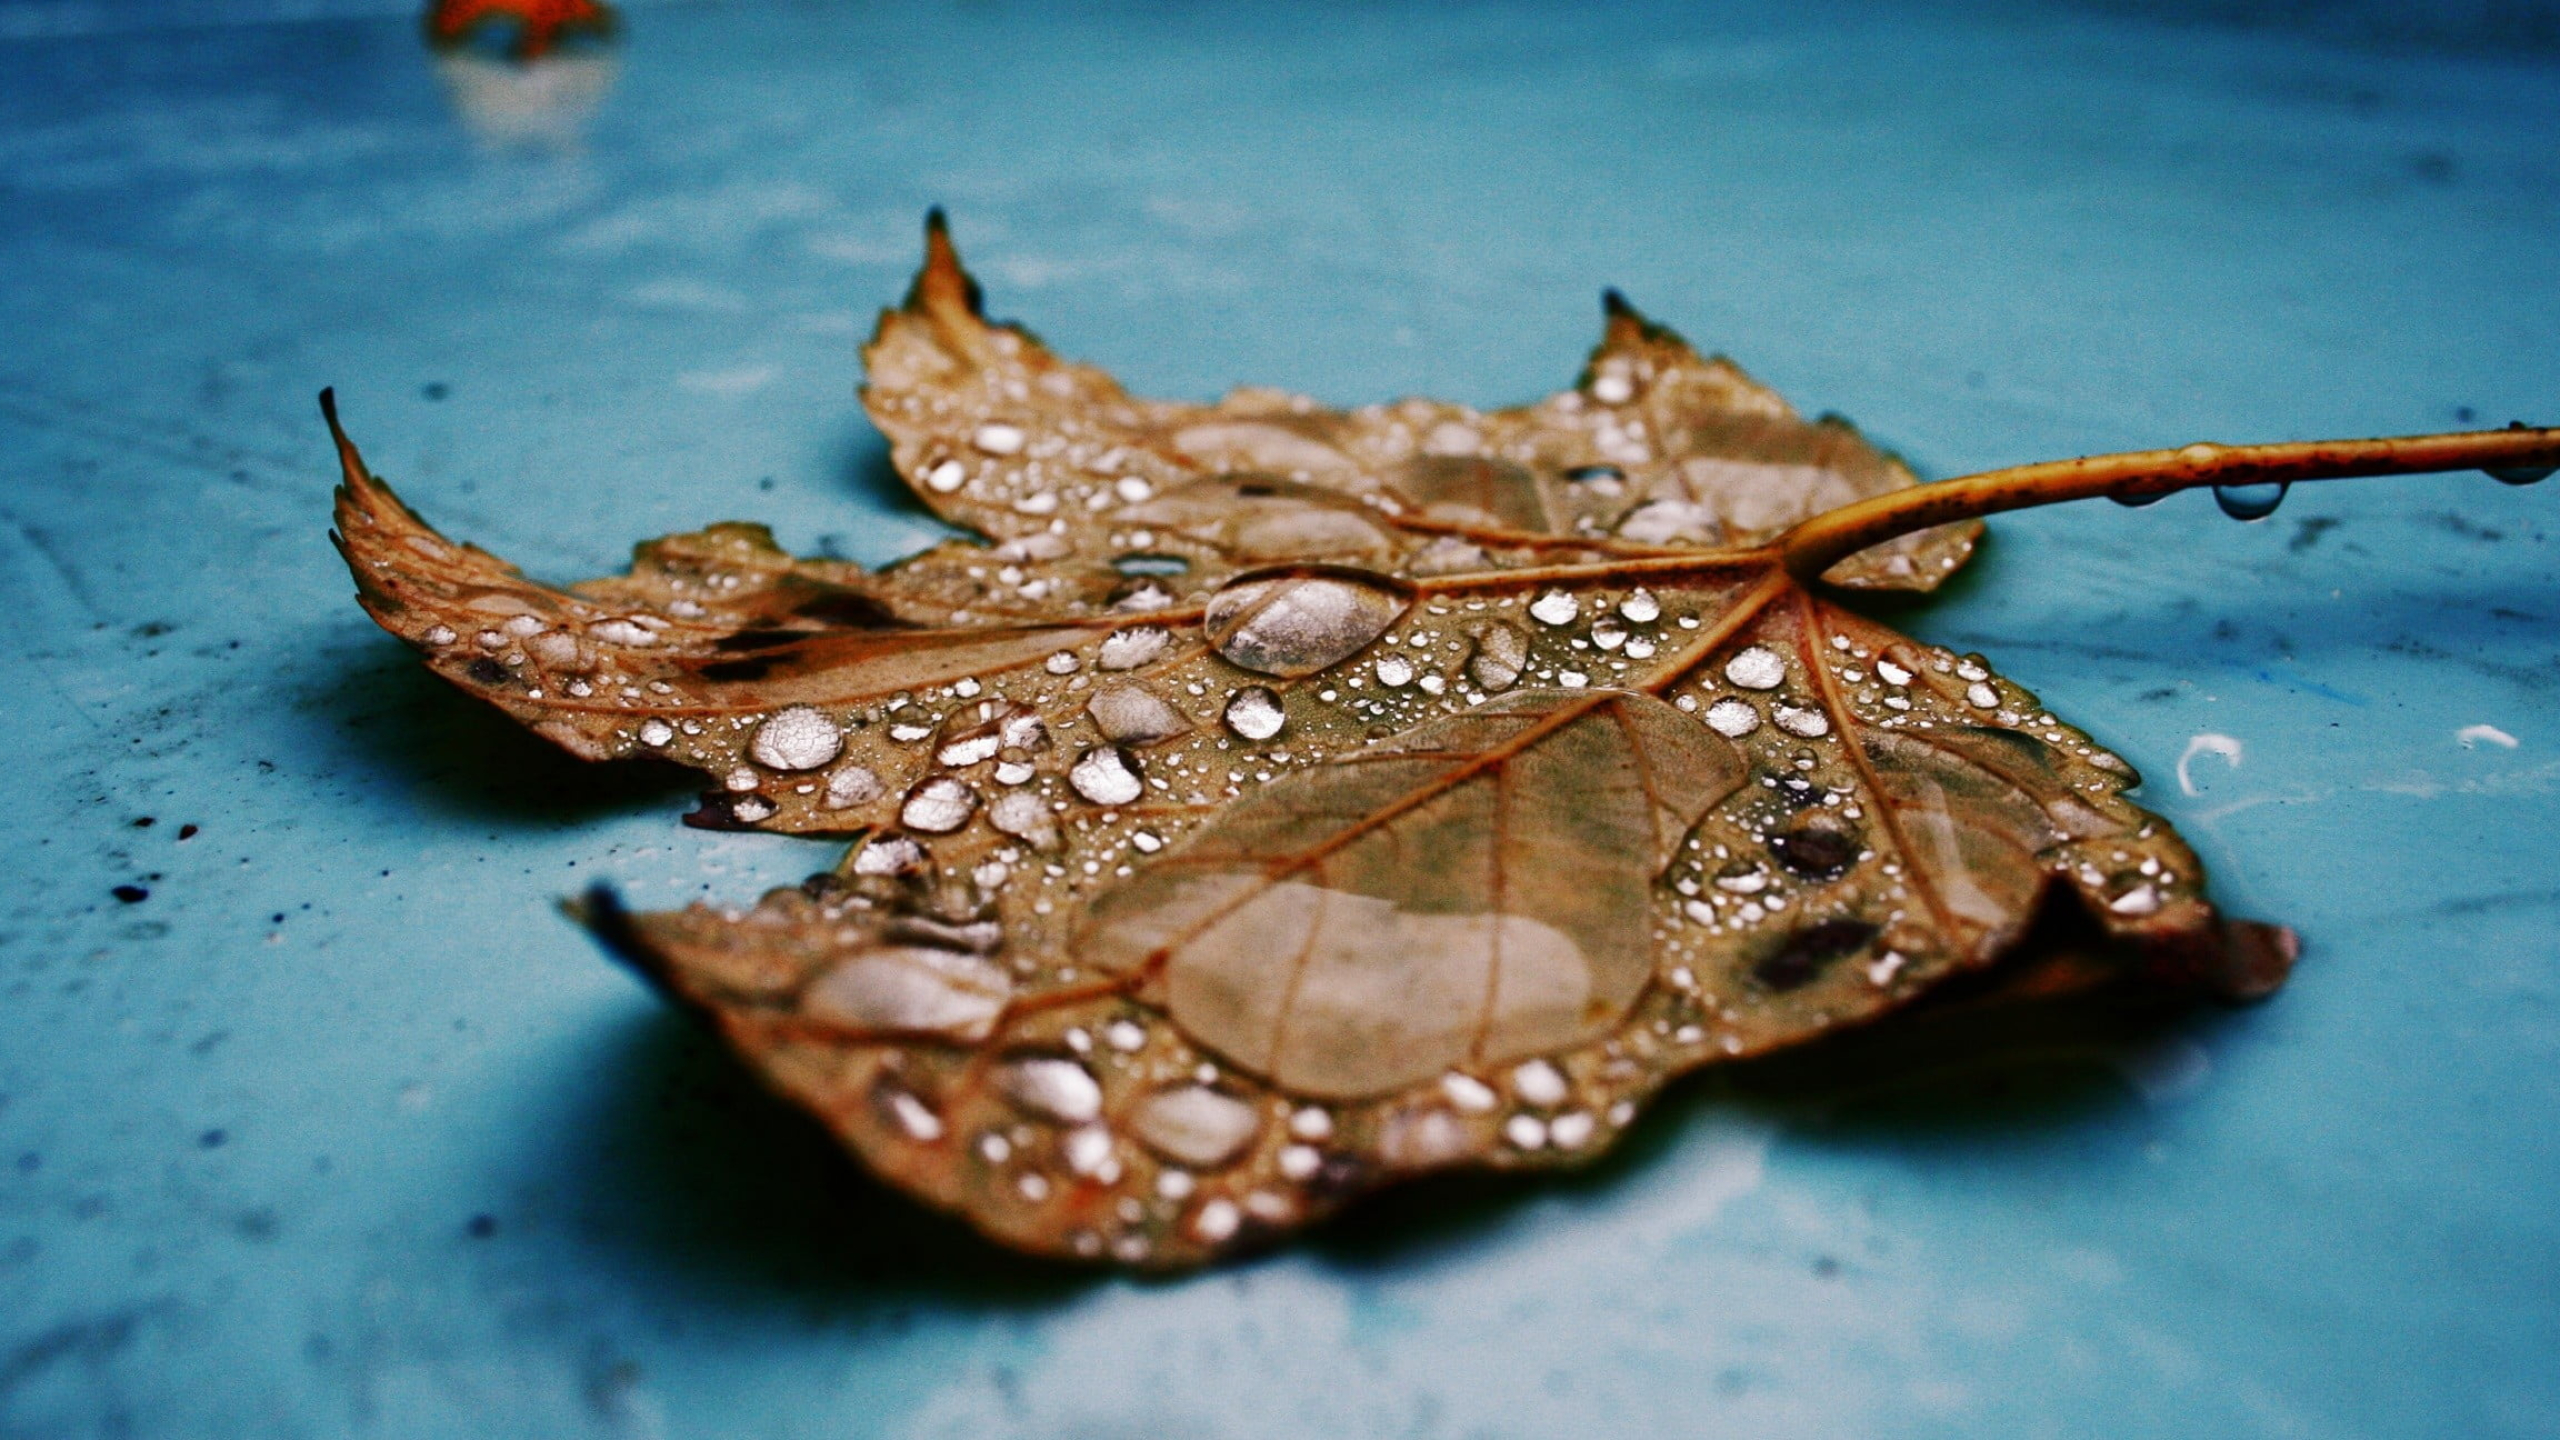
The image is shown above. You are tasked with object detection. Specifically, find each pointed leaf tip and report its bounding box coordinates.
[909,207,984,320]
[1601,287,1635,319]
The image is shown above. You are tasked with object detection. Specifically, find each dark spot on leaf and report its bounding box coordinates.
[466,657,509,685]
[1752,919,1879,992]
[1768,827,1857,880]
[714,628,814,653]
[697,655,777,682]
[1953,725,2054,763]
[785,586,906,629]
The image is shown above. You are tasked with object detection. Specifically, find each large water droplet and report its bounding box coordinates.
[2213,481,2288,521]
[1222,686,1286,741]
[748,706,842,771]
[1773,705,1830,738]
[1098,626,1171,671]
[802,946,1012,1042]
[2486,421,2554,485]
[1704,697,1760,737]
[1723,646,1785,690]
[1130,1085,1262,1168]
[1000,1057,1103,1124]
[822,765,884,810]
[1068,745,1145,806]
[1466,622,1529,693]
[900,776,979,833]
[1087,684,1190,746]
[1205,570,1409,677]
[1528,591,1578,626]
[1613,499,1720,545]
[988,790,1060,850]
[1510,1059,1568,1107]
[850,833,927,876]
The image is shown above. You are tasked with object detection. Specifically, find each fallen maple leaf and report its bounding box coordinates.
[326,215,2557,1266]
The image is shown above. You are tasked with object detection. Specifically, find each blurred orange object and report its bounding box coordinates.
[423,0,616,60]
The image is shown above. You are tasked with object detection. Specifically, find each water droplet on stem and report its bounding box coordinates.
[2212,482,2288,521]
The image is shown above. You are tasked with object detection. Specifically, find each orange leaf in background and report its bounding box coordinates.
[424,0,615,60]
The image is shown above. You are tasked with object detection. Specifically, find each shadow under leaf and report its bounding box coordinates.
[303,635,702,828]
[554,1008,1099,1312]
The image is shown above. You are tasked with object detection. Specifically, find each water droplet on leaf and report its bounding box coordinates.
[1724,647,1785,690]
[1069,746,1145,805]
[1205,571,1409,677]
[901,777,979,833]
[1000,1057,1103,1123]
[1222,686,1286,741]
[1705,697,1761,737]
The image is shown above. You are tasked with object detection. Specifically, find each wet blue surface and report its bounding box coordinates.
[2,2,2557,1435]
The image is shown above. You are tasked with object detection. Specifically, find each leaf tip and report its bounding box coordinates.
[319,387,378,499]
[2209,919,2300,1002]
[567,883,686,1000]
[908,206,985,322]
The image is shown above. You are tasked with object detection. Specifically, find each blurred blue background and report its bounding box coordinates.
[1,1,2556,1435]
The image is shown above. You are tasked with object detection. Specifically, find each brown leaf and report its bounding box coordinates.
[865,211,1976,596]
[326,220,2318,1268]
[551,556,2271,1267]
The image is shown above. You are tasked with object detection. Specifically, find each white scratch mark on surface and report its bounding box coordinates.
[2457,724,2519,750]
[2176,733,2244,797]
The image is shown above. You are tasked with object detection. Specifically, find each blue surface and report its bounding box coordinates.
[3,2,2558,1435]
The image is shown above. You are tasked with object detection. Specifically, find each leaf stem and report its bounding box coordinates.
[1778,425,2560,583]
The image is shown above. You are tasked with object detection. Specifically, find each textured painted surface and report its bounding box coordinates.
[2,2,2556,1436]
